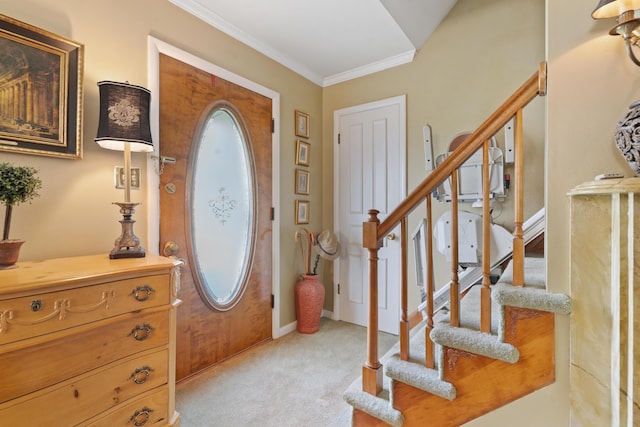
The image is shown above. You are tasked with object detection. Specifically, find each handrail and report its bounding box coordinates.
[375,62,547,242]
[360,62,547,396]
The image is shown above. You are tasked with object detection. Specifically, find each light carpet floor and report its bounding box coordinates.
[176,318,397,427]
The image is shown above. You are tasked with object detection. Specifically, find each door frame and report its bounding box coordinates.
[146,36,283,338]
[332,95,407,328]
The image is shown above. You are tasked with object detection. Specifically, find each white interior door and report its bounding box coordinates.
[334,95,406,335]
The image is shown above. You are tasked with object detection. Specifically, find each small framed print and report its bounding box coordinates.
[295,139,310,166]
[295,169,310,195]
[295,110,310,138]
[295,200,310,224]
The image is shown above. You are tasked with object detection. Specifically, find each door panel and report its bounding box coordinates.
[336,97,405,335]
[159,54,272,380]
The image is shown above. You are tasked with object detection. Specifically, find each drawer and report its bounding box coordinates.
[0,348,168,426]
[79,387,172,427]
[0,274,170,345]
[0,308,170,404]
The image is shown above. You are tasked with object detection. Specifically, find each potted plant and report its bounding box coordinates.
[0,162,42,268]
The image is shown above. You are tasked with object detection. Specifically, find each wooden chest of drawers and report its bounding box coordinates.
[0,254,181,426]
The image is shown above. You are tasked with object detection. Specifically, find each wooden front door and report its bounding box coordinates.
[159,54,273,380]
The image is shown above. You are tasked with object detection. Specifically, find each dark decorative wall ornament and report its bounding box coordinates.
[615,101,640,175]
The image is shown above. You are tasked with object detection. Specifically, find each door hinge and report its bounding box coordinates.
[337,284,341,295]
[271,118,275,133]
[270,207,275,221]
[338,133,341,144]
[271,294,275,309]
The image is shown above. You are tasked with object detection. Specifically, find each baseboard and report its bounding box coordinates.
[277,312,336,338]
[322,309,337,320]
[277,320,298,338]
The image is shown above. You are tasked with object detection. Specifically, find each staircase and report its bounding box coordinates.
[344,257,571,426]
[343,62,572,426]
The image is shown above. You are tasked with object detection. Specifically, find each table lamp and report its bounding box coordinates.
[95,81,153,259]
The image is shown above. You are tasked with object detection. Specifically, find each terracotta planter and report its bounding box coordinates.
[0,239,24,269]
[294,274,325,334]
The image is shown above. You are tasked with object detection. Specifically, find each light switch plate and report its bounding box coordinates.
[114,167,141,190]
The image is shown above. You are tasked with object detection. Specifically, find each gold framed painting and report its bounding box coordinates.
[295,110,309,138]
[295,200,310,224]
[295,169,310,195]
[295,139,310,166]
[0,14,84,159]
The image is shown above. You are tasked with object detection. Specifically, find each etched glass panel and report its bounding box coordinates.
[190,105,255,310]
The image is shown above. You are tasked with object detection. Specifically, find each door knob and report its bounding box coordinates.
[163,241,179,257]
[386,232,397,241]
[163,241,186,265]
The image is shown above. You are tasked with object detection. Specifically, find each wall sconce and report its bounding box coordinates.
[95,81,153,259]
[592,0,640,66]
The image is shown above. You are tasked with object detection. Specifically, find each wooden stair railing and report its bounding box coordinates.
[361,62,547,395]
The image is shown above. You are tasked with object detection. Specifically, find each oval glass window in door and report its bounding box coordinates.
[189,103,256,311]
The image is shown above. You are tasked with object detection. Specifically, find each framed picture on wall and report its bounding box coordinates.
[0,13,84,159]
[295,200,310,224]
[295,139,310,166]
[295,169,310,195]
[295,110,309,138]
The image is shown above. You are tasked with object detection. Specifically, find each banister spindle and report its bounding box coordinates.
[362,209,383,395]
[400,216,409,361]
[513,109,525,287]
[450,170,460,327]
[425,196,435,369]
[481,140,492,333]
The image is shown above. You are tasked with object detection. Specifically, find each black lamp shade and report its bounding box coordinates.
[95,81,153,153]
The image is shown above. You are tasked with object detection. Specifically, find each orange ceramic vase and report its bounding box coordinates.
[294,274,324,334]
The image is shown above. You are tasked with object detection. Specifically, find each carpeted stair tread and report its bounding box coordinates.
[499,256,546,288]
[384,322,456,400]
[494,257,572,315]
[386,355,456,401]
[344,377,404,427]
[342,323,428,426]
[431,322,520,363]
[492,282,572,314]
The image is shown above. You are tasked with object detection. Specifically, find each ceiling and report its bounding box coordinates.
[168,0,458,87]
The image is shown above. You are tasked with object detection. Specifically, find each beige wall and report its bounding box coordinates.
[0,0,323,327]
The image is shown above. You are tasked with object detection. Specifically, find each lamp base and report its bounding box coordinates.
[110,202,146,259]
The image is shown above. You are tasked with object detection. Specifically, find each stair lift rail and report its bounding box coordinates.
[360,62,547,396]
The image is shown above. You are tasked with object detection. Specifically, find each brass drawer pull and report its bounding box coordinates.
[129,285,154,302]
[129,406,153,426]
[127,323,154,341]
[128,365,154,384]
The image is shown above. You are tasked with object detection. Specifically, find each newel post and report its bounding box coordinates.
[362,209,383,395]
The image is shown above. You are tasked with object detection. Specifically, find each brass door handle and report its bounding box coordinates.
[386,232,397,241]
[163,241,179,257]
[163,241,186,266]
